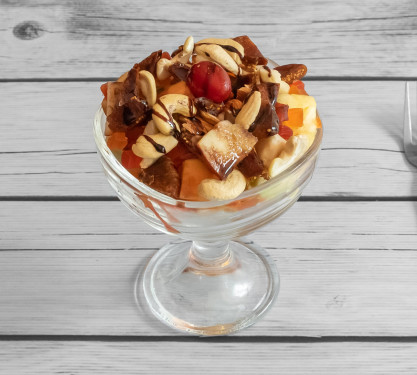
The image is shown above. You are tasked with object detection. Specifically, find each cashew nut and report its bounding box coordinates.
[132,133,178,159]
[156,36,194,80]
[143,120,159,135]
[138,70,157,107]
[268,135,309,178]
[194,44,239,75]
[197,38,244,64]
[255,134,287,168]
[152,94,197,135]
[235,91,262,129]
[140,157,159,169]
[258,66,281,84]
[198,170,247,201]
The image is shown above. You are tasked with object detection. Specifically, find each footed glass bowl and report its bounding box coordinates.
[94,107,322,336]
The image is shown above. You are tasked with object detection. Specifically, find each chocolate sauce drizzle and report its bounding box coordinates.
[153,99,178,136]
[144,135,166,154]
[153,98,195,139]
[195,43,244,60]
[263,65,272,77]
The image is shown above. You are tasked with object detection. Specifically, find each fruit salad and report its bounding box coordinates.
[100,36,321,201]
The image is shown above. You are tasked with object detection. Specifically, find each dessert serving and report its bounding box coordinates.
[100,35,321,201]
[94,35,322,336]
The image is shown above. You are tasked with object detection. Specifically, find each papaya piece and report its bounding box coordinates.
[289,80,308,95]
[282,108,304,129]
[159,80,193,98]
[179,159,219,201]
[106,131,128,150]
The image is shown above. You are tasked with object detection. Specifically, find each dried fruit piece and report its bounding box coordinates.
[248,83,280,139]
[315,114,322,128]
[136,50,163,76]
[233,35,268,65]
[179,159,219,201]
[274,64,307,84]
[237,150,264,178]
[106,82,124,115]
[168,62,191,82]
[275,103,289,123]
[100,82,108,98]
[138,156,180,198]
[289,80,308,95]
[124,125,145,150]
[121,149,143,169]
[187,61,232,103]
[194,97,225,117]
[278,125,293,140]
[107,132,128,150]
[108,96,150,132]
[166,141,196,170]
[282,108,304,129]
[158,80,193,97]
[198,120,257,179]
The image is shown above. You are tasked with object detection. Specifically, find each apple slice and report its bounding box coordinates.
[198,120,257,179]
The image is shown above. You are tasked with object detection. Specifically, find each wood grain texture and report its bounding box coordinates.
[1,341,416,374]
[1,201,416,251]
[0,201,416,336]
[1,81,416,197]
[2,248,417,337]
[0,0,416,78]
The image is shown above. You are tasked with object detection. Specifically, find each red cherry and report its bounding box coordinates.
[187,61,231,103]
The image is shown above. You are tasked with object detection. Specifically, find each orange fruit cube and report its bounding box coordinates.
[282,108,304,129]
[289,80,308,95]
[121,150,143,169]
[179,159,219,201]
[159,80,193,98]
[107,132,128,150]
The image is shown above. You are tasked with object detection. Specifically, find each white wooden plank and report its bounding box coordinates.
[1,81,415,197]
[2,248,417,337]
[0,201,416,336]
[1,201,416,251]
[1,0,416,78]
[1,341,416,374]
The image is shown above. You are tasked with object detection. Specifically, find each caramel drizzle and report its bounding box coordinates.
[143,135,166,154]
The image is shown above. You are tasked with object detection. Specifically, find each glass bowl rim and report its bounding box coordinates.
[93,106,322,208]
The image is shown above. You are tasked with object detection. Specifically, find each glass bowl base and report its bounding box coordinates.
[140,240,279,336]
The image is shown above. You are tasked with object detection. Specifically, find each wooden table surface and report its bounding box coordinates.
[1,1,417,373]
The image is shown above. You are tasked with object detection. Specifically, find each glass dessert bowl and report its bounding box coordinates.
[93,35,323,335]
[94,108,322,335]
